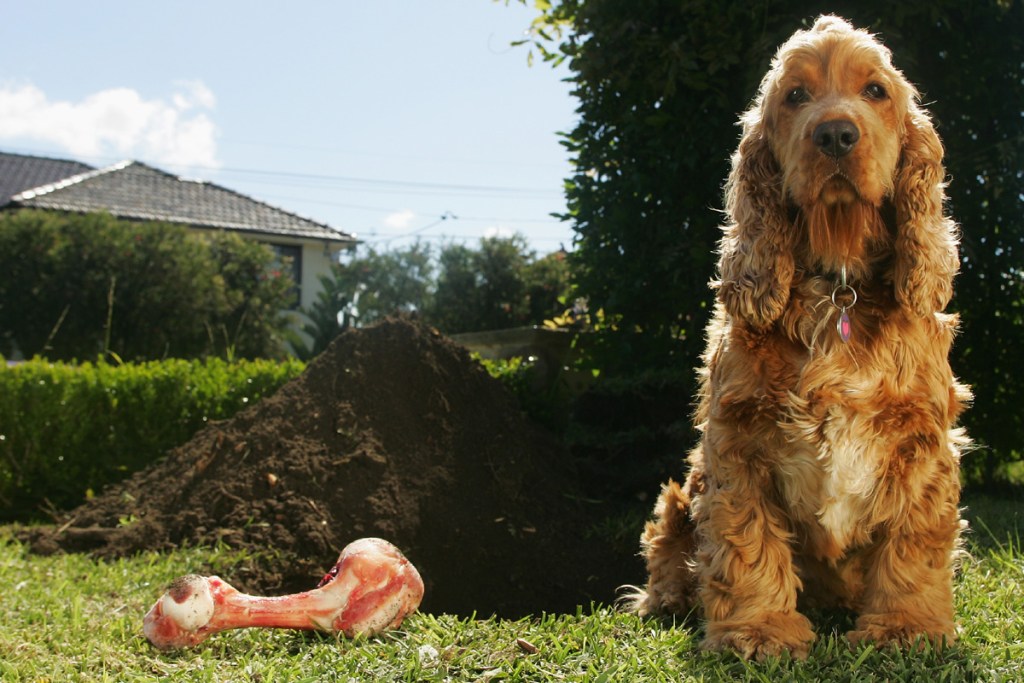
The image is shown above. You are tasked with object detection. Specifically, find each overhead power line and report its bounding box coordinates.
[224,138,570,170]
[364,211,458,245]
[232,175,559,200]
[213,165,561,196]
[251,192,565,224]
[2,144,565,196]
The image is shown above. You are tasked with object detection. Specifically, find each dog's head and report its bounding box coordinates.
[718,15,958,327]
[761,16,913,213]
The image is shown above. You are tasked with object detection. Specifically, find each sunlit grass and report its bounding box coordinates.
[1,494,1021,682]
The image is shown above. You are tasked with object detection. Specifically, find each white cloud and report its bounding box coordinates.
[0,80,219,169]
[484,225,515,239]
[171,80,216,111]
[384,209,416,230]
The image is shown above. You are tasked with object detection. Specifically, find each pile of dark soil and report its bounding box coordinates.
[28,318,641,616]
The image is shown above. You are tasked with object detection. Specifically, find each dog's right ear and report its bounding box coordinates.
[891,104,960,317]
[716,112,795,329]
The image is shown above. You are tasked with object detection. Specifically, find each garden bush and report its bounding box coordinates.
[0,357,305,521]
[0,209,297,361]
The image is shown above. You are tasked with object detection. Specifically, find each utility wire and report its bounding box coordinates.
[251,192,564,224]
[2,144,565,196]
[365,211,459,245]
[216,166,556,194]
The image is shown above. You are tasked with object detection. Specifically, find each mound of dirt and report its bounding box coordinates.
[28,318,640,616]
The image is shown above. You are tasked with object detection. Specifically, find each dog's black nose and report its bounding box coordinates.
[813,119,860,158]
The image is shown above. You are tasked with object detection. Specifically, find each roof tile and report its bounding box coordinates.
[2,153,354,244]
[0,151,95,205]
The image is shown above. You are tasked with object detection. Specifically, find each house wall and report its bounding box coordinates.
[265,238,331,310]
[304,241,344,310]
[235,233,352,354]
[295,241,348,351]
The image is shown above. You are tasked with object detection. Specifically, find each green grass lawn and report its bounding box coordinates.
[2,494,1022,682]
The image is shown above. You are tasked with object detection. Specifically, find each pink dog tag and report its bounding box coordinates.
[837,309,851,342]
[832,266,856,343]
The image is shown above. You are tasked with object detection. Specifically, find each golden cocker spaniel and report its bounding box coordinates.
[630,16,971,660]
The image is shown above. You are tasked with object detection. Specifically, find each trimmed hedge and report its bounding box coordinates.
[0,357,305,521]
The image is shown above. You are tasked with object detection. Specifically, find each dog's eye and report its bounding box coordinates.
[785,87,810,105]
[864,83,888,100]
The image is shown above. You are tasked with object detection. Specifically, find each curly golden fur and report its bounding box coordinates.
[629,16,971,660]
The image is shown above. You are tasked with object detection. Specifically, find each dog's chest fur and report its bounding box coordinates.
[776,393,880,556]
[772,282,893,556]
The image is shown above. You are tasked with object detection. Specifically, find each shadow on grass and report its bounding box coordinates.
[961,488,1024,547]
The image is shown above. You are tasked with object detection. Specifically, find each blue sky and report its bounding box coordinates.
[0,1,577,254]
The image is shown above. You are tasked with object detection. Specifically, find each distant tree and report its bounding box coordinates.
[297,235,572,348]
[292,270,352,360]
[428,234,571,334]
[0,209,295,360]
[431,236,532,332]
[524,249,572,325]
[293,242,435,358]
[334,241,435,324]
[429,243,478,333]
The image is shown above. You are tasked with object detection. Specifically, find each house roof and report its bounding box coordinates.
[2,152,355,244]
[0,151,95,205]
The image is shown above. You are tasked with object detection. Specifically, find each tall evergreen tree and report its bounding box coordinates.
[520,0,1024,481]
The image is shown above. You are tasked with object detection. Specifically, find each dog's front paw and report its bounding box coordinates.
[703,611,816,661]
[848,612,956,650]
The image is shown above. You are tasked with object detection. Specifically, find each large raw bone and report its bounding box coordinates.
[143,537,424,649]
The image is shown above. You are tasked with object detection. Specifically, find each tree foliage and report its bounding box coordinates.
[0,210,295,361]
[521,0,1024,483]
[431,234,568,333]
[293,242,435,359]
[204,232,298,360]
[296,236,572,357]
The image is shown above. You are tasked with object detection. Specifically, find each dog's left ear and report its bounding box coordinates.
[716,113,796,329]
[892,106,960,316]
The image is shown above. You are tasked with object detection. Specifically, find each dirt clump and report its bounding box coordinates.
[28,317,639,616]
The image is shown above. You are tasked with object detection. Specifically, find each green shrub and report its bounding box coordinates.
[0,209,296,361]
[0,357,305,521]
[477,355,573,433]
